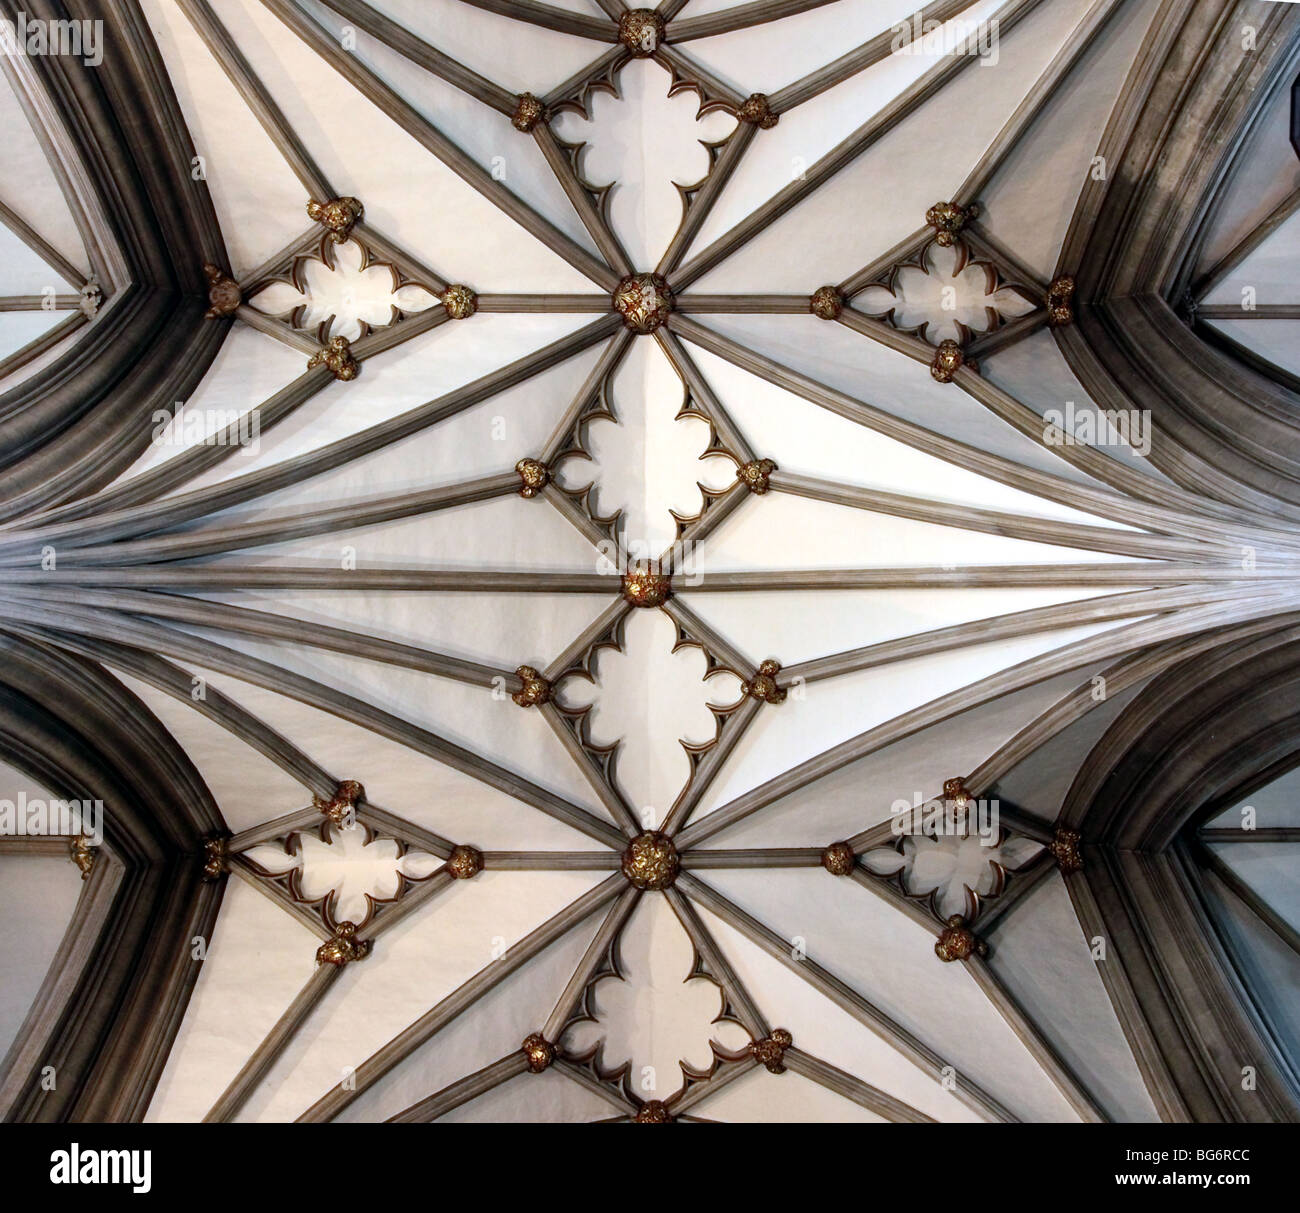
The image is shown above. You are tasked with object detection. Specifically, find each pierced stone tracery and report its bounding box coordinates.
[561,902,749,1096]
[856,240,1036,347]
[242,817,440,932]
[250,236,438,343]
[860,800,1042,925]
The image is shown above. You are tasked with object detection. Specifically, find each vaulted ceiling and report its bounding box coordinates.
[0,0,1297,1124]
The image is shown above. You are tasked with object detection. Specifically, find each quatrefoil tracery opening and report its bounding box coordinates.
[248,236,439,343]
[243,819,440,930]
[855,239,1036,347]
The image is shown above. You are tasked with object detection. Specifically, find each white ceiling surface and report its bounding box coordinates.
[434,1066,618,1121]
[562,894,752,1080]
[122,326,312,482]
[0,66,90,387]
[140,0,599,288]
[988,871,1158,1121]
[142,618,618,824]
[147,878,320,1121]
[333,897,605,1121]
[982,329,1175,482]
[558,608,745,818]
[691,660,1116,848]
[0,312,86,391]
[117,663,612,846]
[696,484,1137,569]
[0,69,88,276]
[129,303,1148,547]
[679,315,1154,507]
[976,0,1161,280]
[1204,317,1300,380]
[1208,843,1300,936]
[0,762,84,1068]
[1195,72,1300,280]
[250,868,606,1121]
[679,0,1007,265]
[693,617,1142,824]
[688,586,1116,665]
[0,223,76,298]
[1202,187,1300,374]
[991,673,1151,821]
[697,877,1079,1121]
[1196,65,1300,380]
[1200,867,1300,1064]
[685,0,1098,290]
[141,598,1139,838]
[128,0,1149,539]
[0,855,85,1066]
[691,1067,886,1122]
[168,883,604,1123]
[35,0,1182,1120]
[149,867,608,1121]
[367,0,623,101]
[683,919,983,1123]
[144,313,604,503]
[1211,770,1300,831]
[0,307,67,364]
[552,61,740,269]
[549,338,738,548]
[1203,209,1300,308]
[0,756,54,804]
[303,0,602,255]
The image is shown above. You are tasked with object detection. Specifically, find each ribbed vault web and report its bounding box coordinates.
[2,0,1299,1124]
